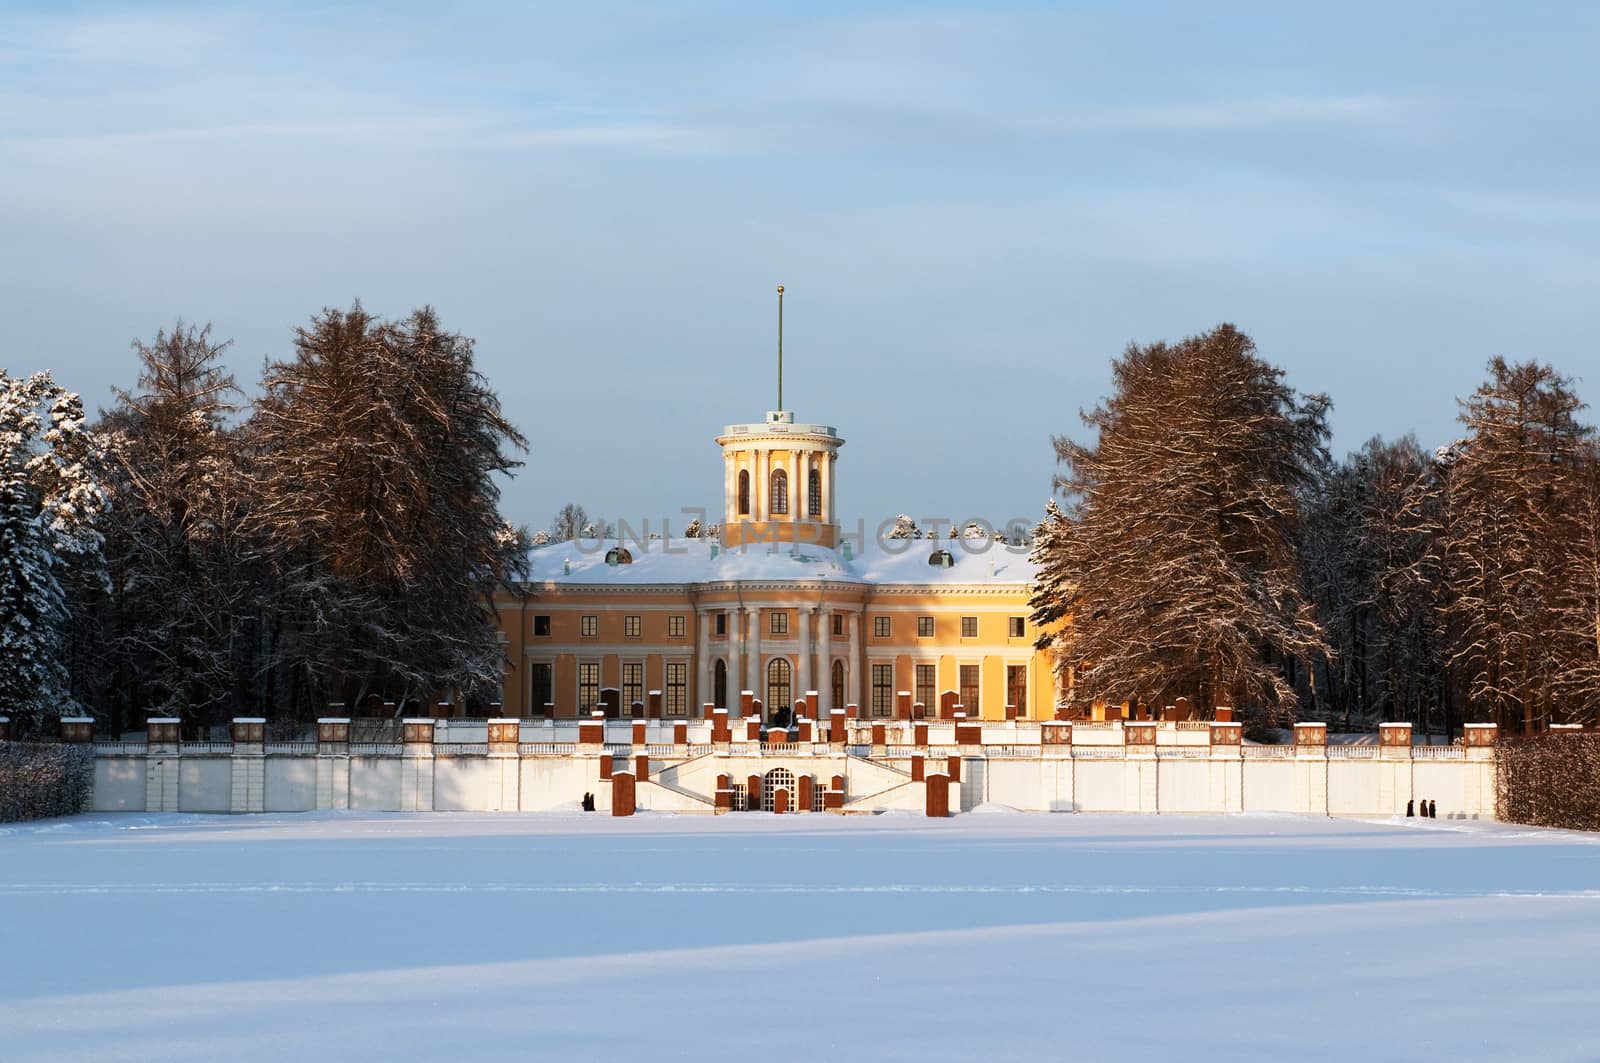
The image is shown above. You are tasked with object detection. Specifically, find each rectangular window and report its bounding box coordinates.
[1008,616,1025,639]
[533,615,551,637]
[915,664,936,709]
[715,611,727,636]
[580,615,598,638]
[530,662,553,714]
[624,615,642,638]
[960,616,978,639]
[666,663,687,716]
[1007,665,1027,713]
[873,616,891,638]
[622,662,643,711]
[871,664,895,718]
[917,616,934,638]
[832,613,844,636]
[770,611,789,635]
[578,662,600,713]
[667,614,686,638]
[959,664,980,713]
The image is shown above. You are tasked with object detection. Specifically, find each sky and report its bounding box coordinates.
[3,1,1598,535]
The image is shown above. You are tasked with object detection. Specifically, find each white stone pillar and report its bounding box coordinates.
[821,451,834,525]
[723,450,735,526]
[798,608,814,708]
[847,610,862,709]
[729,608,743,707]
[746,605,762,699]
[696,606,711,713]
[755,449,767,521]
[818,607,833,713]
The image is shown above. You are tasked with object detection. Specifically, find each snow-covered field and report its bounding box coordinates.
[2,811,1597,1062]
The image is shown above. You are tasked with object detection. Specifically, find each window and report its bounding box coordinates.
[770,611,789,635]
[715,611,727,636]
[624,615,642,638]
[915,664,936,708]
[580,615,598,638]
[873,616,891,638]
[530,662,553,715]
[533,615,551,637]
[767,658,792,716]
[832,613,844,636]
[808,467,822,517]
[666,663,687,716]
[871,664,895,718]
[667,614,686,638]
[959,664,980,713]
[771,468,788,515]
[622,662,643,710]
[1008,616,1025,639]
[578,662,600,713]
[1007,665,1027,713]
[960,616,978,638]
[917,616,934,638]
[738,469,750,516]
[831,659,845,709]
[714,659,728,708]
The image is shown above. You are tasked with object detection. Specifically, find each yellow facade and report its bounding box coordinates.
[494,409,1059,720]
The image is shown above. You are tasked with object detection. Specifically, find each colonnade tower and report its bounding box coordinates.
[716,285,844,549]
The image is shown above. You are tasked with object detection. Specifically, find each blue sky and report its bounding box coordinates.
[3,1,1597,533]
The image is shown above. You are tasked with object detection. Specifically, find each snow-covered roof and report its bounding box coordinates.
[524,537,1036,589]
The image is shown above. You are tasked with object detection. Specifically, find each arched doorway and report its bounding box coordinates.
[763,767,796,812]
[767,658,792,720]
[713,658,728,709]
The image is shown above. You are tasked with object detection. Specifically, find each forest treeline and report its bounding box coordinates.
[1031,324,1600,734]
[4,315,1596,736]
[1,305,528,737]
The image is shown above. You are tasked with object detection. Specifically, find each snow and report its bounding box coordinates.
[2,812,1598,1061]
[524,535,1036,587]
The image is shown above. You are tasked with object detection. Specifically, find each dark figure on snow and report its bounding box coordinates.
[1428,800,1437,819]
[582,792,595,812]
[1405,799,1414,817]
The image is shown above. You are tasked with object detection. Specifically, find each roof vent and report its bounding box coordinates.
[929,550,955,568]
[605,547,633,566]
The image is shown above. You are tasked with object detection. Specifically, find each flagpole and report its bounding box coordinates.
[776,284,784,410]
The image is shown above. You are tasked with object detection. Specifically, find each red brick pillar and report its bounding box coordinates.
[925,773,950,817]
[830,709,847,744]
[673,721,688,748]
[611,772,635,817]
[712,708,730,744]
[629,701,645,720]
[1214,705,1235,722]
[896,691,912,720]
[795,699,808,724]
[851,701,866,721]
[797,720,814,743]
[797,775,813,812]
[647,691,663,720]
[914,722,929,747]
[144,717,179,747]
[635,754,650,779]
[746,717,762,741]
[912,702,927,720]
[946,754,962,783]
[911,755,925,782]
[825,775,845,812]
[631,721,647,747]
[747,774,762,811]
[955,722,981,746]
[714,787,733,814]
[579,711,604,748]
[871,723,887,757]
[805,691,819,718]
[1004,703,1018,721]
[598,752,613,781]
[740,690,754,717]
[940,691,960,720]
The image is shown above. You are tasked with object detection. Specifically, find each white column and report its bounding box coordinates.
[696,606,711,711]
[847,610,862,709]
[746,606,762,701]
[788,449,798,523]
[818,606,833,713]
[755,449,768,521]
[798,608,814,709]
[729,608,743,707]
[723,450,734,526]
[820,451,833,525]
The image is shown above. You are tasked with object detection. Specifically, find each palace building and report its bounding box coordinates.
[494,406,1057,721]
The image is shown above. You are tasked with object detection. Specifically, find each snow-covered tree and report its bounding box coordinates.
[1031,324,1331,719]
[885,514,918,540]
[549,503,613,543]
[683,517,702,539]
[1437,358,1591,731]
[530,529,551,547]
[0,371,107,729]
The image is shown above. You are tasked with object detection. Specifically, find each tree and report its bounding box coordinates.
[1438,359,1591,731]
[0,370,108,730]
[548,503,612,543]
[93,323,251,731]
[1549,443,1600,721]
[247,304,527,714]
[1031,324,1330,719]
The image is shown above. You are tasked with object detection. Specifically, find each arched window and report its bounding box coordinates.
[770,468,788,515]
[767,657,792,717]
[831,659,845,709]
[737,469,750,516]
[808,466,822,517]
[762,767,795,812]
[713,659,728,709]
